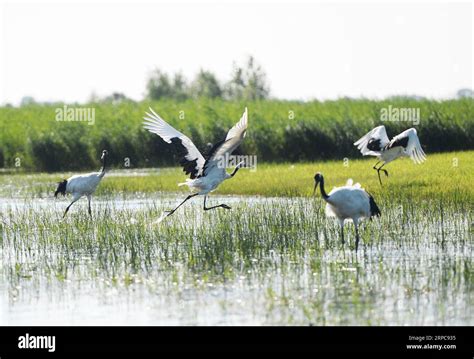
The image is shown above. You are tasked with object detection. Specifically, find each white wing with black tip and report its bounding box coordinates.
[388,128,426,164]
[354,125,390,156]
[143,108,206,178]
[202,107,248,177]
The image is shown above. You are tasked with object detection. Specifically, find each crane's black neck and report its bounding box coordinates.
[230,162,244,177]
[100,154,107,176]
[318,176,329,200]
[230,165,240,177]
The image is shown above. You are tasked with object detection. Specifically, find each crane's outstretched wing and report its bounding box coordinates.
[143,108,205,178]
[354,125,390,156]
[387,128,426,164]
[202,107,248,177]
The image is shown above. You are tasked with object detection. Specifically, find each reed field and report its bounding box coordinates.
[0,98,473,171]
[0,152,472,325]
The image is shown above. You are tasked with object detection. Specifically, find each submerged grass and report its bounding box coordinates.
[1,192,472,325]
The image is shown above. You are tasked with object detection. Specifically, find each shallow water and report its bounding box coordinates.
[0,193,282,210]
[0,195,472,325]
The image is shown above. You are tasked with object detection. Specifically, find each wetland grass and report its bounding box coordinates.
[0,151,472,324]
[1,191,471,325]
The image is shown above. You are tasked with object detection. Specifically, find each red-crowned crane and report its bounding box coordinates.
[54,150,108,218]
[143,107,248,221]
[354,125,426,185]
[313,173,381,250]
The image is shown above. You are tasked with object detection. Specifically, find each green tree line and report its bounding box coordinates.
[145,56,270,101]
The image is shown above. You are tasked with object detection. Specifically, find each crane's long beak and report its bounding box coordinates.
[313,181,319,196]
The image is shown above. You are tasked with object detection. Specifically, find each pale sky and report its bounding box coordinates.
[0,0,472,105]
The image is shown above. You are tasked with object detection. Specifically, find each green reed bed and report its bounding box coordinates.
[1,98,473,171]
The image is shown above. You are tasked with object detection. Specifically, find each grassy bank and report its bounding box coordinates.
[1,151,473,205]
[0,98,473,171]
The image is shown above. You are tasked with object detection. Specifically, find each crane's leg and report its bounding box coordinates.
[373,161,388,186]
[63,196,81,218]
[340,222,345,246]
[87,195,92,218]
[203,196,231,211]
[378,163,389,177]
[373,161,383,186]
[354,223,360,251]
[164,193,199,217]
[376,168,383,186]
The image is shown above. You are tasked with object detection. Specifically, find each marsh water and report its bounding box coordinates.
[1,194,472,325]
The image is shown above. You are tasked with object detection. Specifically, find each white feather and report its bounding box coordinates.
[354,125,390,156]
[202,107,249,178]
[143,108,206,175]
